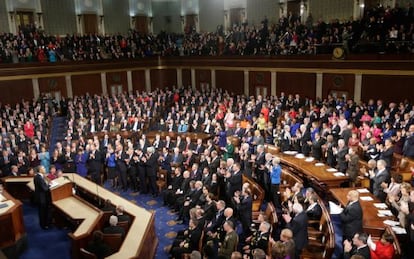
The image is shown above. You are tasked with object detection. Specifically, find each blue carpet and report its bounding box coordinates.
[104,182,185,259]
[20,202,71,259]
[49,117,67,152]
[19,182,184,259]
[331,214,343,259]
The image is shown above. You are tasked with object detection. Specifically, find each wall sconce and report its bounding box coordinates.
[77,14,82,23]
[131,16,136,24]
[99,15,104,24]
[149,16,153,23]
[180,15,184,23]
[224,11,228,19]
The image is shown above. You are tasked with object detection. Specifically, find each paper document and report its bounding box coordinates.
[329,201,343,214]
[315,163,324,166]
[0,194,6,202]
[378,210,393,216]
[327,168,337,172]
[374,203,388,209]
[357,188,370,193]
[383,220,400,226]
[392,226,407,234]
[360,196,374,201]
[49,180,59,189]
[333,172,345,177]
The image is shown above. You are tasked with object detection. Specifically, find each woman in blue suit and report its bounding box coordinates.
[75,147,88,177]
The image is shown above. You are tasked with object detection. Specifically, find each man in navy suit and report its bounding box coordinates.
[282,203,308,258]
[34,169,51,229]
[370,159,390,202]
[340,190,363,241]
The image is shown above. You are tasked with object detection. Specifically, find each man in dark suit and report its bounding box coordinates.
[115,205,131,225]
[163,167,183,206]
[334,139,349,173]
[226,163,243,199]
[340,190,363,241]
[171,147,184,166]
[103,215,125,238]
[311,132,325,161]
[234,187,253,237]
[143,147,159,197]
[343,232,371,259]
[192,138,205,156]
[282,203,308,258]
[87,144,102,184]
[34,170,50,229]
[370,159,390,202]
[115,145,128,191]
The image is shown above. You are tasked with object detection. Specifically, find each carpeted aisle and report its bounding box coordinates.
[19,183,185,259]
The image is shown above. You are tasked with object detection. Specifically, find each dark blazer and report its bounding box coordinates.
[193,144,205,155]
[312,138,325,161]
[103,225,125,238]
[340,201,363,240]
[228,170,243,197]
[372,169,390,202]
[306,203,322,221]
[144,153,159,177]
[87,151,102,173]
[238,195,252,225]
[344,245,371,259]
[336,147,349,173]
[287,211,309,251]
[34,173,50,204]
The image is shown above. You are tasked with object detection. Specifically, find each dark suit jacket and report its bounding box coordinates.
[34,173,50,205]
[87,151,102,174]
[340,201,363,240]
[287,211,308,251]
[228,171,243,196]
[306,203,322,221]
[344,245,371,259]
[103,226,125,238]
[372,169,390,201]
[144,153,159,177]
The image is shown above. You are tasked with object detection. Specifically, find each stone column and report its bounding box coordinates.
[271,71,277,96]
[191,68,196,89]
[32,78,40,100]
[177,68,183,87]
[145,69,151,92]
[65,75,73,98]
[127,71,133,93]
[244,70,249,96]
[211,69,216,89]
[316,72,323,99]
[354,74,362,103]
[101,72,107,95]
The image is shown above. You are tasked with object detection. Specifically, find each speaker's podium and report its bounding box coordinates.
[48,177,104,259]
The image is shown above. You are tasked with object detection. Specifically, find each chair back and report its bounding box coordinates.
[102,233,123,253]
[80,248,97,259]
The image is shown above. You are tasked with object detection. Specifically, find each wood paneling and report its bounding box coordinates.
[132,70,146,93]
[195,69,211,90]
[182,69,191,87]
[322,73,355,100]
[362,75,414,103]
[216,70,244,95]
[0,79,33,105]
[277,72,316,100]
[150,69,177,90]
[106,72,127,94]
[38,77,67,97]
[249,71,271,97]
[72,74,101,96]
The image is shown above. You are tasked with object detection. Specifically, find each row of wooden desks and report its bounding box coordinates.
[330,187,401,237]
[0,189,26,256]
[2,175,157,259]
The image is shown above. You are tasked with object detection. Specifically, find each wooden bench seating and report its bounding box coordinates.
[301,200,335,259]
[102,233,123,254]
[243,175,265,219]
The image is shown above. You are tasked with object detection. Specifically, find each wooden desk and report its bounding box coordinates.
[330,187,394,237]
[145,131,212,143]
[63,173,157,259]
[280,154,348,188]
[3,175,157,259]
[0,190,26,257]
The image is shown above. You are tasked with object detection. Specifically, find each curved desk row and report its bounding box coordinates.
[2,175,157,259]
